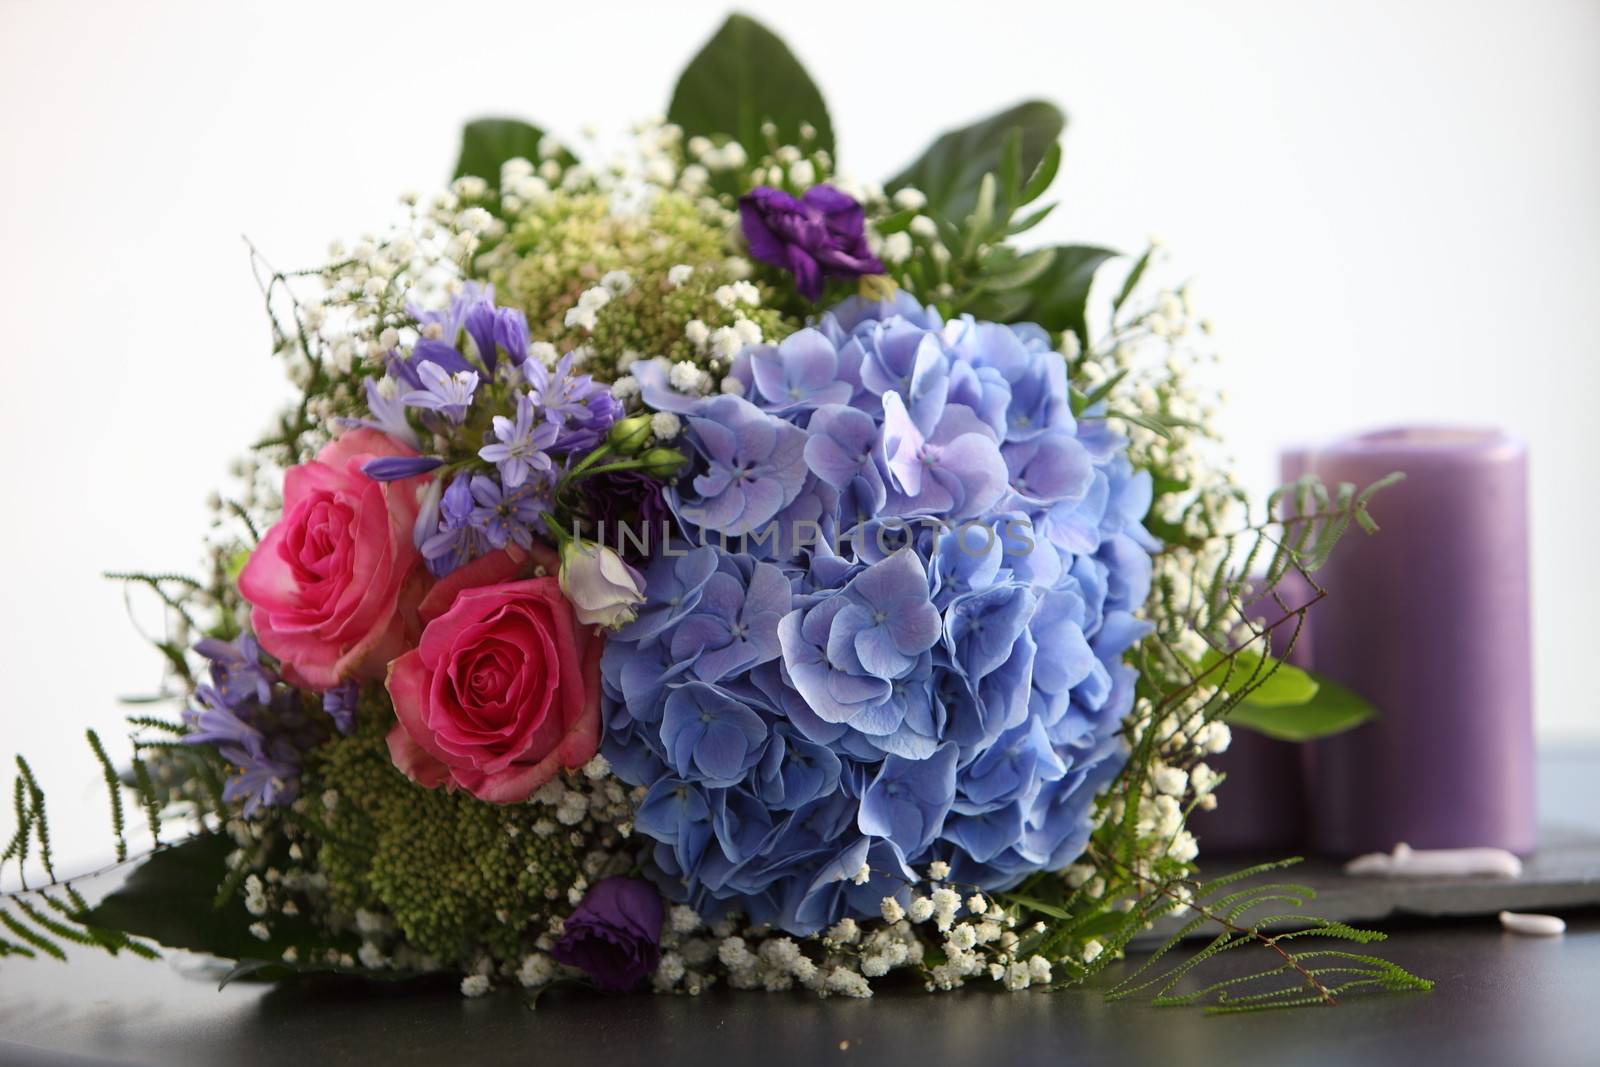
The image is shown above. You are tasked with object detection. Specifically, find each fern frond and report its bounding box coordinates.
[15,757,55,882]
[10,898,101,950]
[129,757,163,845]
[86,730,129,863]
[1,777,29,878]
[102,570,204,589]
[123,715,188,735]
[0,932,37,958]
[0,906,65,961]
[221,499,260,543]
[1193,857,1304,895]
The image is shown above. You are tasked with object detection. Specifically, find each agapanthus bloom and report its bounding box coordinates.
[602,296,1155,934]
[183,633,342,816]
[479,392,559,489]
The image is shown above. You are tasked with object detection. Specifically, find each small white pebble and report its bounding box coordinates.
[1344,843,1523,880]
[1498,911,1566,937]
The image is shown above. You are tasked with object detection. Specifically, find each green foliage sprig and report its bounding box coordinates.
[1099,856,1433,1013]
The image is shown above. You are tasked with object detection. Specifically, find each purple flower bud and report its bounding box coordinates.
[361,455,444,481]
[739,185,885,301]
[550,876,664,991]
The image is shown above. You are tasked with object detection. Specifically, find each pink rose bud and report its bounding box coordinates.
[559,540,647,629]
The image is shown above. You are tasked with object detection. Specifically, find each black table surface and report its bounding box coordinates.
[3,750,1598,1067]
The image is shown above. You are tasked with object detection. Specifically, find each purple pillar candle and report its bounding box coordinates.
[1297,427,1535,856]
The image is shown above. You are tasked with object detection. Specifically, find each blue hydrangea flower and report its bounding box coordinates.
[677,395,810,537]
[742,328,859,413]
[603,296,1155,934]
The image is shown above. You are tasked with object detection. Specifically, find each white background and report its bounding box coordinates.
[2,0,1596,870]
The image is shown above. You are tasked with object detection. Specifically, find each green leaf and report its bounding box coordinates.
[1008,244,1118,344]
[667,14,833,157]
[1228,673,1378,742]
[1000,893,1074,920]
[982,247,1057,291]
[1018,142,1062,207]
[216,956,429,990]
[1109,409,1175,440]
[1112,245,1154,315]
[1072,368,1129,414]
[886,100,1065,225]
[83,834,355,963]
[1201,647,1318,707]
[452,118,571,184]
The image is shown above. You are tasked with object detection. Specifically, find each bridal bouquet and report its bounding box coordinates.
[1,15,1428,1009]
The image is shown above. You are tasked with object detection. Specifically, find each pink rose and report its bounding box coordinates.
[238,429,427,690]
[384,547,603,803]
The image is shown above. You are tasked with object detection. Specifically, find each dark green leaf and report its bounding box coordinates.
[667,14,833,157]
[217,956,430,990]
[1228,673,1378,742]
[83,834,355,963]
[1007,244,1118,343]
[452,118,572,184]
[886,100,1065,224]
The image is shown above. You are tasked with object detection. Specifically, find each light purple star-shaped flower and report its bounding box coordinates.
[467,473,549,551]
[479,392,559,488]
[402,360,479,424]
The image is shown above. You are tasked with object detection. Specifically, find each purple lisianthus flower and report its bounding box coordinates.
[739,185,885,301]
[586,469,670,565]
[550,876,665,991]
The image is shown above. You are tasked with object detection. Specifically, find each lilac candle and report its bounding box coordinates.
[1297,427,1535,856]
